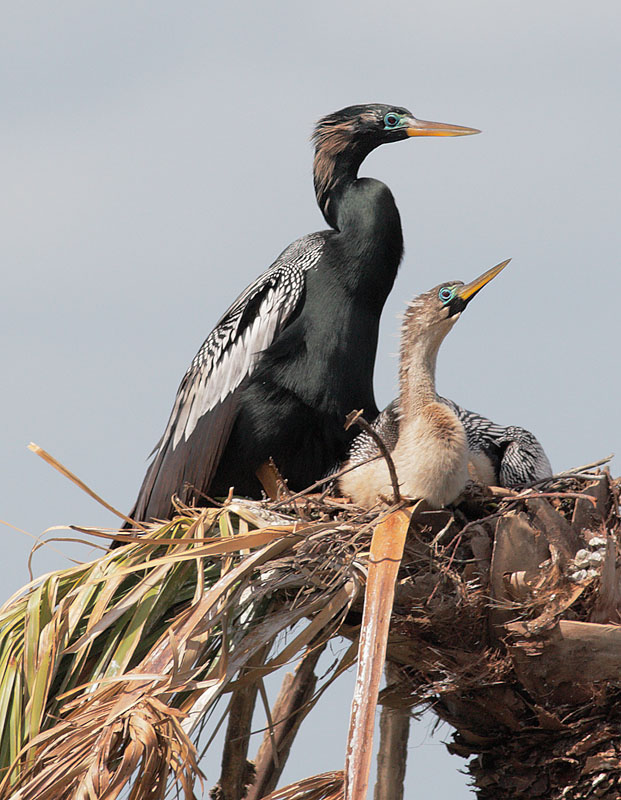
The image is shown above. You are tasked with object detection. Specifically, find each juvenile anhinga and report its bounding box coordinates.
[128,104,479,524]
[340,259,551,508]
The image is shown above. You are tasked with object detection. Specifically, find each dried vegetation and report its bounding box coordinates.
[0,459,620,800]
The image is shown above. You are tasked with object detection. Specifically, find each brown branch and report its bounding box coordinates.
[270,455,380,510]
[256,459,289,502]
[247,643,327,800]
[345,410,401,504]
[374,665,410,800]
[373,708,410,800]
[344,508,413,800]
[520,454,613,491]
[213,646,270,800]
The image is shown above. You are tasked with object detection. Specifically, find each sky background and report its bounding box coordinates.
[2,2,620,797]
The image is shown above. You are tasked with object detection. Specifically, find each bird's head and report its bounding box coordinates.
[313,103,479,151]
[403,259,510,344]
[312,103,479,225]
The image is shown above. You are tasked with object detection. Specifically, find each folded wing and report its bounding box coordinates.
[129,232,326,523]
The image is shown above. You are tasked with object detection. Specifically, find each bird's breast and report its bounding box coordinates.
[256,275,381,416]
[392,403,468,505]
[340,402,469,509]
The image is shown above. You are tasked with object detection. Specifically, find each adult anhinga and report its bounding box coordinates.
[340,260,552,508]
[128,104,479,524]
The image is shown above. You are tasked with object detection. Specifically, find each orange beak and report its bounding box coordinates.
[457,259,511,302]
[405,117,480,137]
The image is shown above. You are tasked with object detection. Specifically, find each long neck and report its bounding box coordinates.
[313,135,371,229]
[398,331,443,417]
[312,132,404,338]
[312,131,403,292]
[329,178,403,298]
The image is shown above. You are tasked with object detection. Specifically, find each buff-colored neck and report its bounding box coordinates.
[398,322,452,417]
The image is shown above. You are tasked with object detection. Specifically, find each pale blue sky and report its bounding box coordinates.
[2,2,619,796]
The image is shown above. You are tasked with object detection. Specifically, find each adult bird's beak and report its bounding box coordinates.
[458,259,511,304]
[405,117,481,137]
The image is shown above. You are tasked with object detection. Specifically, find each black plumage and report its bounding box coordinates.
[127,104,479,525]
[441,398,553,486]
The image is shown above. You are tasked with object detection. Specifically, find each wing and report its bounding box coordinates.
[439,398,507,455]
[345,399,400,466]
[495,426,553,486]
[439,397,552,487]
[129,232,326,523]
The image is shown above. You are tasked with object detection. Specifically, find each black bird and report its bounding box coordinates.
[128,104,479,524]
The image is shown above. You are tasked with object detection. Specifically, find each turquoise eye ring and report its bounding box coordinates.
[438,287,453,303]
[384,113,400,128]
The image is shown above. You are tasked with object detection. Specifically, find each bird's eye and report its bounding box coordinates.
[384,113,401,129]
[438,286,454,303]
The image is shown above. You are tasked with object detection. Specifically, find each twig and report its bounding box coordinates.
[430,516,457,548]
[258,678,280,770]
[271,454,380,510]
[345,410,401,505]
[28,443,146,530]
[521,455,613,491]
[518,491,598,504]
[560,455,613,474]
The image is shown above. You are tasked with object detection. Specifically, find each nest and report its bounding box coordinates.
[0,460,619,800]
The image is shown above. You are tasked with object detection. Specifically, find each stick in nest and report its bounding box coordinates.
[345,410,402,505]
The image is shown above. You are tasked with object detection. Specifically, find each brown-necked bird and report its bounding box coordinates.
[341,260,551,508]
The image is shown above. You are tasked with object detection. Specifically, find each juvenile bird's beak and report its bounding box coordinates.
[406,117,481,137]
[458,259,511,304]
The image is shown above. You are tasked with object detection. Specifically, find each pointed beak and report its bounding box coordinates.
[405,117,481,137]
[457,259,511,304]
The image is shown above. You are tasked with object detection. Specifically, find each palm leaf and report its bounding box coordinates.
[261,770,344,800]
[0,504,364,799]
[344,505,415,800]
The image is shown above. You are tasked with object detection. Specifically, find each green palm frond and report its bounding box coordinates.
[0,503,365,799]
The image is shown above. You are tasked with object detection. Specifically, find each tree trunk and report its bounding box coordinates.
[374,664,410,800]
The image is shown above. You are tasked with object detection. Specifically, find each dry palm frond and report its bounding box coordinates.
[344,505,414,800]
[261,770,344,800]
